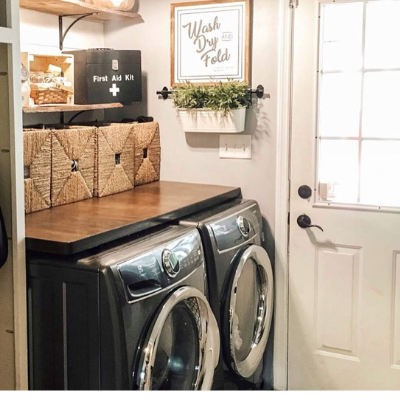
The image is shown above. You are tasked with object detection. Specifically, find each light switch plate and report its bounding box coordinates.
[219,134,252,159]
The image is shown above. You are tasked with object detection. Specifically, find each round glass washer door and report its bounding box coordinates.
[137,286,220,390]
[222,244,274,379]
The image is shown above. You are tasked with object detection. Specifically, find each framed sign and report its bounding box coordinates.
[171,0,251,86]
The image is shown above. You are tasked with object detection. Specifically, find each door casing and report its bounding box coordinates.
[0,0,28,390]
[273,0,296,391]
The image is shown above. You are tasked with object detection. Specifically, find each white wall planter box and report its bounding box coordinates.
[177,107,246,133]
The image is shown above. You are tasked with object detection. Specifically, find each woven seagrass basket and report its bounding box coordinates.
[133,122,161,186]
[51,125,96,207]
[94,123,135,197]
[23,128,52,214]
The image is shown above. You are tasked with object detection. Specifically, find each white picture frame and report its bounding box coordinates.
[171,0,251,86]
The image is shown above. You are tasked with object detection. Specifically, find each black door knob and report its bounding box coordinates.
[298,185,312,199]
[297,214,324,232]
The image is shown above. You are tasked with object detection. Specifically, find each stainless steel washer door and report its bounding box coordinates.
[137,286,220,390]
[222,245,274,379]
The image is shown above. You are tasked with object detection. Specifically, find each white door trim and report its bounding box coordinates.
[273,0,295,391]
[2,0,28,390]
[0,27,13,44]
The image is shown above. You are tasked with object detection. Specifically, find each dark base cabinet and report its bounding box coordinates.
[28,262,99,390]
[27,256,128,390]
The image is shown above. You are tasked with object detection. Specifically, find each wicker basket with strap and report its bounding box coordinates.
[30,83,74,105]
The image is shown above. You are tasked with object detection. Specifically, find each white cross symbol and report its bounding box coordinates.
[109,83,120,97]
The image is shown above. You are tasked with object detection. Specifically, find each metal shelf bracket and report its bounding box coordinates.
[59,13,98,51]
[157,84,269,106]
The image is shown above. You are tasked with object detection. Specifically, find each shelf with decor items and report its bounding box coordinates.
[22,102,124,113]
[19,0,142,22]
[21,50,139,117]
[21,52,75,107]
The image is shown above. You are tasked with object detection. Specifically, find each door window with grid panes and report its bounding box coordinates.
[317,0,400,208]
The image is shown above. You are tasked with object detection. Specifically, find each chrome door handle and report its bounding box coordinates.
[297,214,324,232]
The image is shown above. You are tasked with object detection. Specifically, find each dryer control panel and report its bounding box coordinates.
[117,229,204,302]
[210,201,261,252]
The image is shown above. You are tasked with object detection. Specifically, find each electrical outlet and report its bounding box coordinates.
[219,134,252,159]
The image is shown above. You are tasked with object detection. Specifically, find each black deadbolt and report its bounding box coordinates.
[298,185,312,199]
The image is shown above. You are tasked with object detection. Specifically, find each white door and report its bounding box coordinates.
[289,0,400,390]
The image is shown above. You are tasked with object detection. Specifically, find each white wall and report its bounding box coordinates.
[20,9,104,54]
[20,9,106,125]
[104,0,279,233]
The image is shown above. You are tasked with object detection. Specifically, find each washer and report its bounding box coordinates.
[180,199,274,389]
[28,226,220,390]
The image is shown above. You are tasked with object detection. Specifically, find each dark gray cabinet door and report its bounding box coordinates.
[28,264,100,390]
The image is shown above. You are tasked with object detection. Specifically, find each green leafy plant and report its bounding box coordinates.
[172,81,250,115]
[172,83,209,110]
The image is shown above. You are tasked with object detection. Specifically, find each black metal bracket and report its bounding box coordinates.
[157,84,267,103]
[67,110,88,124]
[59,13,98,51]
[249,85,265,99]
[247,85,266,106]
[156,87,171,100]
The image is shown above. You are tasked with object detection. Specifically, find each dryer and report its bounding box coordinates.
[28,226,220,390]
[180,199,274,389]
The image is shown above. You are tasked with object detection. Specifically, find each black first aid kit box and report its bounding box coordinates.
[65,49,142,105]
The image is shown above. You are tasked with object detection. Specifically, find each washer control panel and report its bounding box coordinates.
[117,229,204,302]
[162,249,180,278]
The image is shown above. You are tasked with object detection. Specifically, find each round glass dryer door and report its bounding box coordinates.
[222,245,274,379]
[137,286,220,390]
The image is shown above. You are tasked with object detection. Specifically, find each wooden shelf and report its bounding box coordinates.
[23,102,124,113]
[20,0,142,22]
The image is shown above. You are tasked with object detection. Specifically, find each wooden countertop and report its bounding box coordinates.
[25,181,241,255]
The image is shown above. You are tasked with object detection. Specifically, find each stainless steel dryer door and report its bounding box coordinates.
[137,286,220,390]
[222,245,274,379]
